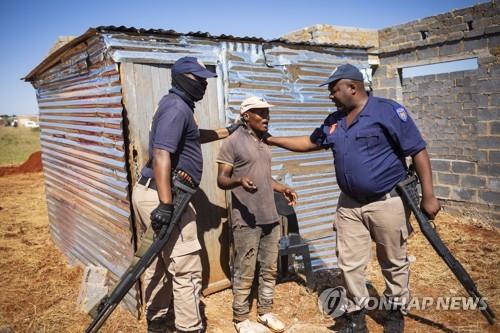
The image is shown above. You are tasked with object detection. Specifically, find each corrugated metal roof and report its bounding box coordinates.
[24,25,369,81]
[95,25,369,49]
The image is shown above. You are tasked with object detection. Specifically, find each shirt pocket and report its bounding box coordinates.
[356,128,383,155]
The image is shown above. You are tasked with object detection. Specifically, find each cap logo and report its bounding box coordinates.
[396,107,408,122]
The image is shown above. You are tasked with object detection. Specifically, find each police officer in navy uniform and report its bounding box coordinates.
[132,56,239,333]
[266,64,440,333]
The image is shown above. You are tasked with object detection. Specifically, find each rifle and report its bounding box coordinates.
[396,173,496,325]
[85,171,197,333]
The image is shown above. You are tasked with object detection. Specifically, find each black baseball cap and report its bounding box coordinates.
[172,56,217,78]
[320,64,364,86]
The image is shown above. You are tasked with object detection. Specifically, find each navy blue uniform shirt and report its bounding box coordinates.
[311,96,426,203]
[141,90,203,186]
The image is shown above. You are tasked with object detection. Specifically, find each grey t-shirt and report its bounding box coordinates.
[216,127,279,226]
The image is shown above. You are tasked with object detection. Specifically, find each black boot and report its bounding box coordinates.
[384,309,404,333]
[147,318,176,333]
[336,309,369,333]
[147,320,166,333]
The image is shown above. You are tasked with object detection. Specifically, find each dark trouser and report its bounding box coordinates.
[232,222,280,322]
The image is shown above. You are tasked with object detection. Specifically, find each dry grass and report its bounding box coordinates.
[0,172,498,333]
[0,127,41,166]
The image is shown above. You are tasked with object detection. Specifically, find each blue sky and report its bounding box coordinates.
[0,0,487,115]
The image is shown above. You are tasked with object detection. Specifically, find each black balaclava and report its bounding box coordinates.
[172,73,207,102]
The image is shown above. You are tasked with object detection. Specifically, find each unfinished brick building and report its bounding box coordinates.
[284,1,499,224]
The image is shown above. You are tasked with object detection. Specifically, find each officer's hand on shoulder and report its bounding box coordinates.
[150,202,174,234]
[420,195,441,220]
[262,131,273,145]
[309,127,325,144]
[226,119,242,135]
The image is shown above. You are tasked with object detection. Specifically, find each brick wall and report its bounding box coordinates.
[280,2,499,223]
[373,1,499,223]
[402,71,480,162]
[282,24,378,49]
[377,1,499,52]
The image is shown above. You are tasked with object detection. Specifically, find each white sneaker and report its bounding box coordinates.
[234,319,269,333]
[257,313,286,333]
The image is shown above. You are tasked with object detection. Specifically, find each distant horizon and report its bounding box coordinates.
[1,0,487,115]
[1,114,39,118]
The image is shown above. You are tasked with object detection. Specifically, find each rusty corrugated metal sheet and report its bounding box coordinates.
[101,32,221,66]
[90,31,359,272]
[25,28,372,290]
[222,41,371,271]
[78,32,370,272]
[31,34,138,310]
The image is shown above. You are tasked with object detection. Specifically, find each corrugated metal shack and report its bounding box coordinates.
[24,26,372,312]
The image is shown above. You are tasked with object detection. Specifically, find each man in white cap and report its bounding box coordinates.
[216,96,298,333]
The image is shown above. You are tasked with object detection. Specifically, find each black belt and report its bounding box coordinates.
[138,176,157,190]
[374,188,399,202]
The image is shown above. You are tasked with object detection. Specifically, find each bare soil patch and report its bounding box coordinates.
[0,172,498,332]
[0,151,42,177]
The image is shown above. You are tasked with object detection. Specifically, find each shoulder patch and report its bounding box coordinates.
[396,107,408,122]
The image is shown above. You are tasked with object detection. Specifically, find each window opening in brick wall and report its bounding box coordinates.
[467,21,474,31]
[420,30,430,40]
[401,58,478,79]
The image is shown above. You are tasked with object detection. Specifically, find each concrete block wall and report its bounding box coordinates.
[282,24,378,49]
[280,2,499,223]
[373,1,499,223]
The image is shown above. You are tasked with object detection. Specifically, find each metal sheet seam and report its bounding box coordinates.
[113,59,140,258]
[215,45,226,126]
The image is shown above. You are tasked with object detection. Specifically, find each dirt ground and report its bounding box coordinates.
[0,151,42,177]
[0,171,498,333]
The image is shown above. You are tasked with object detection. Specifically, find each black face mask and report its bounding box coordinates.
[172,74,207,102]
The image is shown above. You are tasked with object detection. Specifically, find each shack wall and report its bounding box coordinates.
[30,34,138,310]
